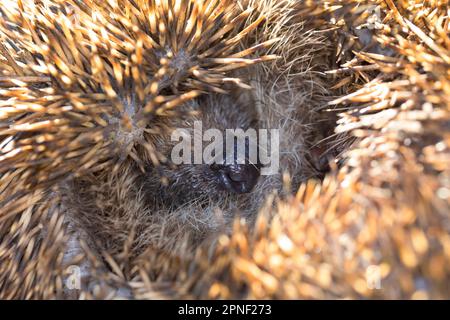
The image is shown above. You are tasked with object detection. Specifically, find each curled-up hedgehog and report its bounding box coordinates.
[6,0,446,301]
[0,0,339,298]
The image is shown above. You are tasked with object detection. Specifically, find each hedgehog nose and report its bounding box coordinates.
[211,164,260,194]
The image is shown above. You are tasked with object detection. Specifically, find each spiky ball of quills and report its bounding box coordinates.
[0,0,449,300]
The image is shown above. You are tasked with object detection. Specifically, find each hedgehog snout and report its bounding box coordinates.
[211,163,260,194]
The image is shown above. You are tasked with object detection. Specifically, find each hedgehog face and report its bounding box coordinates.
[145,89,261,207]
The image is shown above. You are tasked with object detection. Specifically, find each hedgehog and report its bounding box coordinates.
[1,0,449,300]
